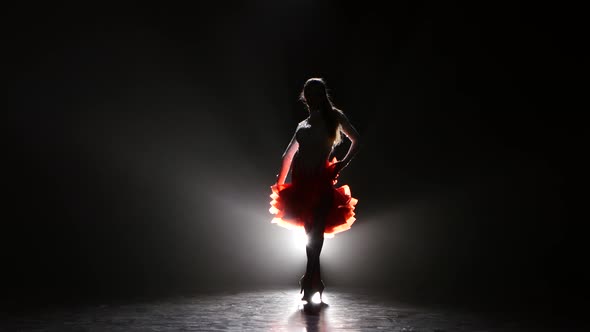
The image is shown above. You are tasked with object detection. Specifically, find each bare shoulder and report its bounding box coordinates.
[297,118,310,129]
[333,108,351,124]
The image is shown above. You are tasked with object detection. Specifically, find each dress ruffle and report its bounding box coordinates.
[269,159,358,238]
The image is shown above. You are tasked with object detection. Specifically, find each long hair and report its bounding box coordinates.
[300,78,343,146]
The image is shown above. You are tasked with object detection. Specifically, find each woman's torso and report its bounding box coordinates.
[292,116,335,177]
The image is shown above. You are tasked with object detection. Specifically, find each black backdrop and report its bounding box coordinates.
[5,0,581,319]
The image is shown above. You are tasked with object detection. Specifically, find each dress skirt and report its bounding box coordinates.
[269,158,358,237]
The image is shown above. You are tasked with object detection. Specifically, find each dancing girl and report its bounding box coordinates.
[269,78,360,303]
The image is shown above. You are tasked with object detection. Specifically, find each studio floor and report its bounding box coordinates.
[0,288,576,331]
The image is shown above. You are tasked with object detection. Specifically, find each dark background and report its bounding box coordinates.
[5,0,581,322]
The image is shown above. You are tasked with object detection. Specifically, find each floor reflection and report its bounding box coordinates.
[287,302,330,332]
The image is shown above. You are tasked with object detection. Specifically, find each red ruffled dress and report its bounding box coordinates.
[269,158,358,238]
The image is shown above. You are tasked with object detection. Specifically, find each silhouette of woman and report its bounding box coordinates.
[270,78,360,303]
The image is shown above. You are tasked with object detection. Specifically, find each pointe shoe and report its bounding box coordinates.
[302,278,325,303]
[301,291,313,303]
[299,275,314,302]
[299,275,307,294]
[317,279,325,302]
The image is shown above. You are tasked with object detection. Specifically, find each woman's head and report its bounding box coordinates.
[300,78,332,111]
[300,77,343,145]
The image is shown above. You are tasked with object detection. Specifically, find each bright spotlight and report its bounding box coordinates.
[311,292,322,304]
[293,230,308,249]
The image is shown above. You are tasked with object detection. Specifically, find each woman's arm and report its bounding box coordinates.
[277,131,299,185]
[334,112,360,173]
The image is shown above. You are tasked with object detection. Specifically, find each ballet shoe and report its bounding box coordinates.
[300,275,325,303]
[299,275,314,302]
[316,279,325,302]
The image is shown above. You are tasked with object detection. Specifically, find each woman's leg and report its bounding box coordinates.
[309,223,325,291]
[301,203,329,301]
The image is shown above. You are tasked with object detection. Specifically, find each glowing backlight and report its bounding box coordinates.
[293,230,308,249]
